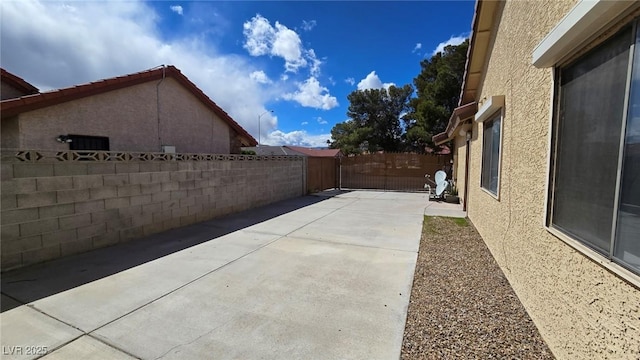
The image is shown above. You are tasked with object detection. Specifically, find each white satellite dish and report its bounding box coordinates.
[434,170,447,196]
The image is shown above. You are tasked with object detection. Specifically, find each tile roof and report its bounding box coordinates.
[0,65,257,146]
[284,146,342,157]
[1,68,39,95]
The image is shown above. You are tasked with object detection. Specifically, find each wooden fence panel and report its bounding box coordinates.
[307,157,338,192]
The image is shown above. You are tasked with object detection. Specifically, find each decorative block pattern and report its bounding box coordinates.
[1,149,304,270]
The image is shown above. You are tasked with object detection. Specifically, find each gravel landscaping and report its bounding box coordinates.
[401,216,554,359]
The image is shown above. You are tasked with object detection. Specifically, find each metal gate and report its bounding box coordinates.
[339,153,451,191]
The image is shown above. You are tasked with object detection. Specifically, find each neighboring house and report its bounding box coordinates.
[0,66,256,153]
[241,145,307,156]
[284,146,342,158]
[242,145,343,158]
[1,68,39,100]
[434,0,640,358]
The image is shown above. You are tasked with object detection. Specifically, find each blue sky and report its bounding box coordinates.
[1,1,475,147]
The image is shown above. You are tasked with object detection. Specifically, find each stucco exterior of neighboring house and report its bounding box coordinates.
[434,0,640,358]
[1,68,39,101]
[0,66,256,153]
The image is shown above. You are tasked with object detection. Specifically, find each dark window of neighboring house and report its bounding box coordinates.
[550,20,640,275]
[68,135,110,151]
[481,112,501,196]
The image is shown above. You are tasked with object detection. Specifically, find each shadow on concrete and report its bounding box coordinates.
[1,193,347,312]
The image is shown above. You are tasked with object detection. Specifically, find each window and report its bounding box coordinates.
[68,135,110,151]
[481,112,501,196]
[549,20,640,275]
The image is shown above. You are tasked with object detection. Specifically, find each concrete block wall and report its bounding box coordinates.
[1,154,304,271]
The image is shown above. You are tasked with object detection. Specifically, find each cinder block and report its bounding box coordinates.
[153,209,172,223]
[185,171,200,181]
[170,171,188,182]
[106,217,132,232]
[119,205,142,218]
[117,184,141,197]
[171,206,189,218]
[92,232,120,248]
[90,186,118,200]
[72,174,104,189]
[139,163,161,173]
[163,217,181,230]
[142,203,162,214]
[151,191,170,203]
[170,190,187,200]
[188,204,203,216]
[3,235,42,253]
[60,238,93,257]
[130,194,152,206]
[143,222,164,236]
[42,229,77,246]
[178,162,194,171]
[160,162,178,172]
[194,180,209,189]
[120,226,144,242]
[36,177,73,192]
[19,218,59,237]
[180,214,197,226]
[140,183,162,195]
[187,188,203,197]
[59,213,91,230]
[77,223,107,240]
[16,191,56,208]
[130,213,153,227]
[1,163,14,181]
[161,182,179,192]
[180,197,196,208]
[87,163,115,175]
[22,245,61,266]
[150,172,171,184]
[162,199,180,210]
[105,197,130,209]
[14,164,54,178]
[14,178,37,193]
[202,187,216,196]
[178,180,196,190]
[75,199,105,213]
[1,224,20,241]
[57,188,90,204]
[129,172,151,185]
[1,208,39,225]
[53,163,87,176]
[103,174,129,187]
[90,209,120,224]
[115,163,140,174]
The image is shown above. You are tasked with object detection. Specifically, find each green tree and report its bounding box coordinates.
[404,39,469,151]
[330,84,413,154]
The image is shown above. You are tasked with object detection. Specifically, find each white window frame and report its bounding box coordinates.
[538,4,640,287]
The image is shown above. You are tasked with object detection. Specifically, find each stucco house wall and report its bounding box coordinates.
[8,78,232,154]
[464,1,640,358]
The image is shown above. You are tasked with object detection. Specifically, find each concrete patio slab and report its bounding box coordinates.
[93,236,416,359]
[424,200,466,218]
[13,230,281,332]
[0,306,82,360]
[40,336,135,360]
[1,191,431,359]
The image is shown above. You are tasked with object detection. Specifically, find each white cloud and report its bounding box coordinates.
[243,14,322,75]
[249,70,271,84]
[345,77,355,86]
[301,121,309,125]
[282,77,339,110]
[170,5,183,15]
[301,19,317,31]
[316,117,327,125]
[412,42,422,53]
[431,34,468,56]
[357,71,395,91]
[263,130,330,147]
[0,0,287,142]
